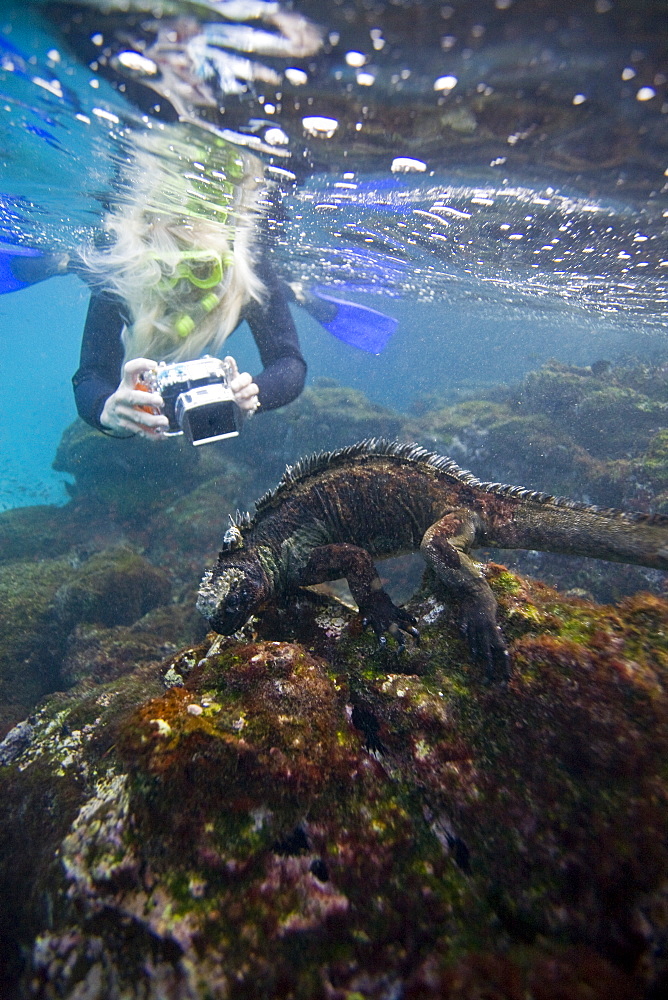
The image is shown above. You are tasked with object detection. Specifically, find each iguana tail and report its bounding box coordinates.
[488,500,668,571]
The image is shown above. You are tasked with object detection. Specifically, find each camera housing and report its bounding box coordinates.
[140,356,241,446]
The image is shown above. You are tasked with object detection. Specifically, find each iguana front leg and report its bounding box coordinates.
[298,544,419,646]
[420,511,510,680]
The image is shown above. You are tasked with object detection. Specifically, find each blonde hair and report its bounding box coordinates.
[83,123,267,363]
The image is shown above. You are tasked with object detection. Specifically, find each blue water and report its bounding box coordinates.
[0,0,666,509]
[0,276,83,508]
[3,269,653,511]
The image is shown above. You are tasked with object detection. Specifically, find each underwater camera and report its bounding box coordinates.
[139,356,241,446]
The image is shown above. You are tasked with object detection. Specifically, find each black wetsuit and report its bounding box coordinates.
[72,256,306,431]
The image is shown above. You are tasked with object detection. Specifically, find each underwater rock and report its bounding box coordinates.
[236,380,407,488]
[0,662,166,995]
[286,379,406,444]
[414,359,668,507]
[0,556,79,726]
[52,418,226,521]
[496,547,667,607]
[0,547,172,735]
[146,473,253,578]
[61,599,207,686]
[52,546,171,630]
[0,504,90,566]
[412,359,668,601]
[634,428,668,515]
[1,567,667,999]
[518,361,668,460]
[414,394,626,508]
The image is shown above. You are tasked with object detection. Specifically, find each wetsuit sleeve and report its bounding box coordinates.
[72,290,126,430]
[244,256,306,412]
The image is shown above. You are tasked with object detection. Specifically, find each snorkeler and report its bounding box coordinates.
[57,2,399,439]
[0,2,398,434]
[72,124,306,440]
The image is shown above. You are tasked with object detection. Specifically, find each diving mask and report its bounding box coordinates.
[159,249,234,338]
[162,250,233,291]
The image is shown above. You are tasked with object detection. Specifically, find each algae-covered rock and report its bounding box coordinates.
[61,599,207,686]
[0,663,166,993]
[285,379,406,447]
[52,546,171,630]
[0,556,78,715]
[0,548,171,731]
[52,418,221,520]
[1,568,667,999]
[146,472,252,576]
[414,359,668,509]
[415,394,627,508]
[0,504,88,566]
[411,359,668,602]
[633,428,668,514]
[519,361,668,459]
[236,379,408,487]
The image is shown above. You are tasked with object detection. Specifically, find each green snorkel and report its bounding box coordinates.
[173,292,220,339]
[158,248,236,338]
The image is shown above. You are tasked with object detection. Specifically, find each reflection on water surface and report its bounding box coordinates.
[0,0,665,326]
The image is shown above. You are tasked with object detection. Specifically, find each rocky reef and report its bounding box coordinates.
[1,358,667,998]
[1,569,667,999]
[0,547,172,734]
[411,358,668,601]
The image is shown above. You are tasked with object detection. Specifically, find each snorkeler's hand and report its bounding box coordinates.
[224,355,260,414]
[100,358,170,439]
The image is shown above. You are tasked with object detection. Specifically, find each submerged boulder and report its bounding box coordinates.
[0,556,78,724]
[1,568,666,999]
[61,598,207,687]
[411,359,668,602]
[52,418,225,521]
[234,380,408,488]
[0,504,89,566]
[0,547,172,734]
[52,546,171,630]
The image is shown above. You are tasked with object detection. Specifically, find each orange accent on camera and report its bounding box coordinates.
[135,379,158,415]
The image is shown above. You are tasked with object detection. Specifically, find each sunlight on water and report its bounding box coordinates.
[286,173,668,325]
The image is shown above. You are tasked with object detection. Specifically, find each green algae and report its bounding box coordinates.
[53,546,171,629]
[0,556,78,713]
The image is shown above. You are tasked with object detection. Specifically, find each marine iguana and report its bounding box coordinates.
[197,439,668,679]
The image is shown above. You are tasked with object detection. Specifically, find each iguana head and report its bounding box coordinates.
[197,554,270,635]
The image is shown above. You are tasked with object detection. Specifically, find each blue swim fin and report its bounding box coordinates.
[0,242,45,293]
[0,241,69,293]
[304,286,398,354]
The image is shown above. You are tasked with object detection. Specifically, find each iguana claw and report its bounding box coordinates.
[361,595,420,649]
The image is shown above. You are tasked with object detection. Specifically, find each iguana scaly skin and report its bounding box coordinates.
[197,439,668,679]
